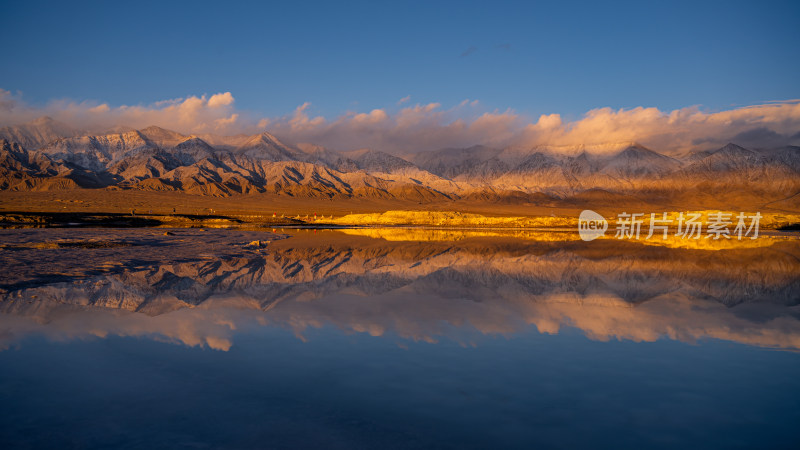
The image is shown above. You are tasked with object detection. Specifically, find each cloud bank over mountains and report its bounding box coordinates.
[0,89,240,135]
[1,88,798,154]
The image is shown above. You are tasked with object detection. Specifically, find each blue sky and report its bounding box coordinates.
[2,0,799,121]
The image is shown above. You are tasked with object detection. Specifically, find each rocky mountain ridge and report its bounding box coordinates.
[1,117,798,203]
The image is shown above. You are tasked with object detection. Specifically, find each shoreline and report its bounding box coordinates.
[1,210,799,233]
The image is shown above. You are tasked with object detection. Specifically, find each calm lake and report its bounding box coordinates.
[1,227,799,449]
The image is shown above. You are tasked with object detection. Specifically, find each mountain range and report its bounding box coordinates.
[1,117,799,206]
[1,229,798,350]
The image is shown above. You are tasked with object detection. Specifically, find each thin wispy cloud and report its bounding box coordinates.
[459,46,478,57]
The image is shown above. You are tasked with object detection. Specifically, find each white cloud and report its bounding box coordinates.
[207,92,234,108]
[517,101,800,153]
[0,89,243,134]
[2,88,799,153]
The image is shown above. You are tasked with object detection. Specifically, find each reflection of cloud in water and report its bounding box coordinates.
[0,307,240,351]
[267,290,800,349]
[0,228,798,350]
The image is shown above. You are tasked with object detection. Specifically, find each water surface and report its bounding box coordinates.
[1,228,798,449]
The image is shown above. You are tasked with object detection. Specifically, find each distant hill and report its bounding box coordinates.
[1,117,799,208]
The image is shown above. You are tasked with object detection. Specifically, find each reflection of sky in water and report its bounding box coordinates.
[2,326,799,449]
[1,228,799,448]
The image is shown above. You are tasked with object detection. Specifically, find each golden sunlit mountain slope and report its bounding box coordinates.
[1,118,799,213]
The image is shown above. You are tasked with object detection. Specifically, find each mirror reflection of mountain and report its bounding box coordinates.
[1,228,799,350]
